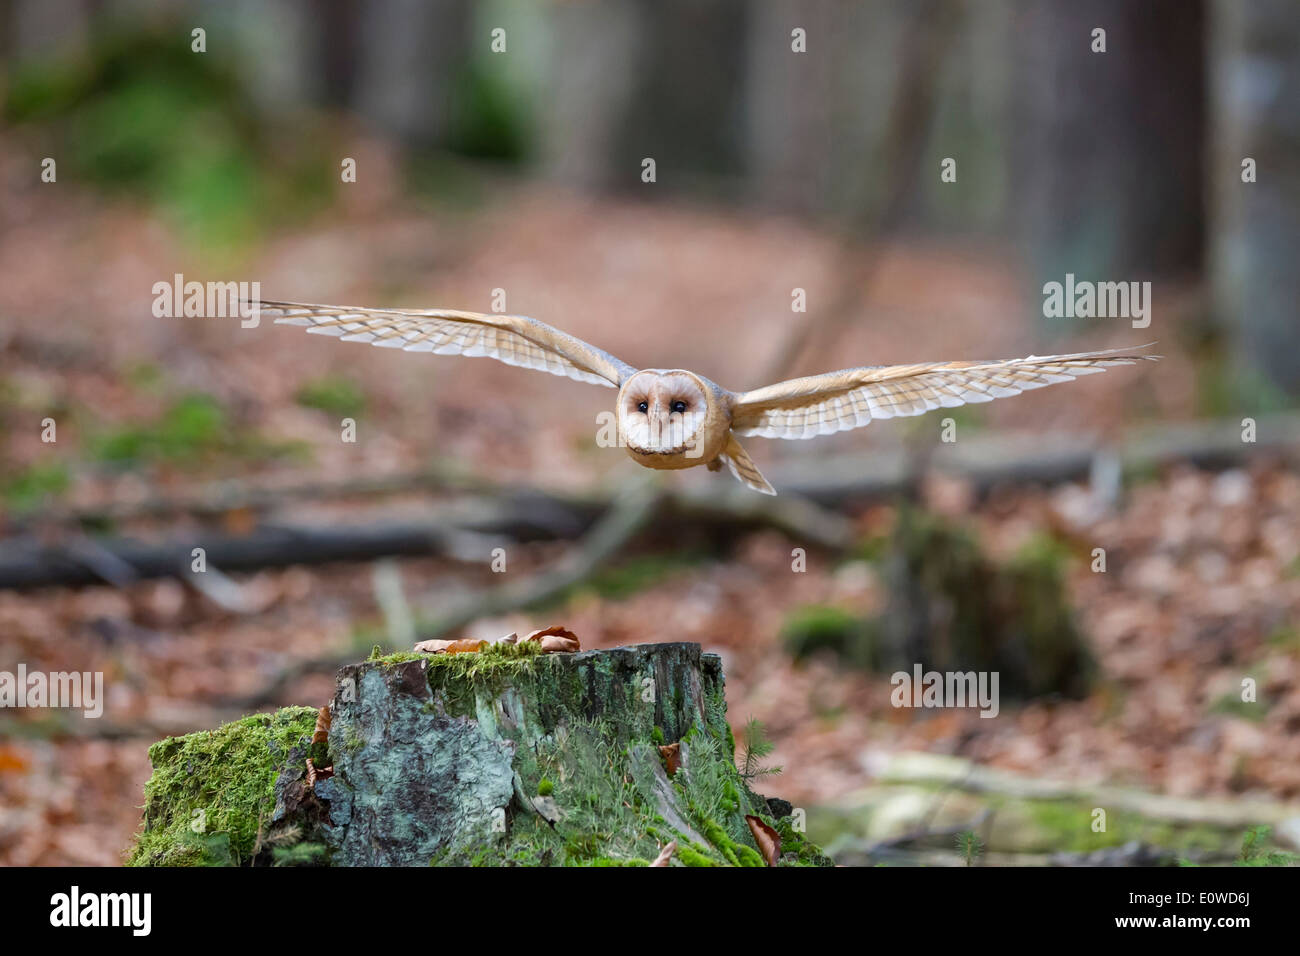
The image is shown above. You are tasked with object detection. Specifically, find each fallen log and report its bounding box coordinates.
[0,519,506,590]
[0,482,854,590]
[870,751,1300,831]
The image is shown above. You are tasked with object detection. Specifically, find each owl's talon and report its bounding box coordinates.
[706,457,724,472]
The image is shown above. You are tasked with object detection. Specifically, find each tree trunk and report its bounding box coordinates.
[1013,0,1206,289]
[1210,0,1300,396]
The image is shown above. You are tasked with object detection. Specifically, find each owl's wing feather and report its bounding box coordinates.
[719,433,776,495]
[259,300,637,388]
[731,346,1158,440]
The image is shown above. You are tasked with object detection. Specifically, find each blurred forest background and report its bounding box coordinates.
[1,0,1300,866]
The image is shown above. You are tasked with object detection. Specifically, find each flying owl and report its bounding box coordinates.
[258,300,1157,495]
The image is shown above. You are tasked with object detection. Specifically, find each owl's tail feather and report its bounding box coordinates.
[720,433,777,495]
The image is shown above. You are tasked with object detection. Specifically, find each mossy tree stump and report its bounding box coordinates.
[129,642,832,867]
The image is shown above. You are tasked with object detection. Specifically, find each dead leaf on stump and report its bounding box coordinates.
[412,638,454,654]
[658,742,681,777]
[650,840,677,867]
[445,639,488,654]
[305,757,333,788]
[524,625,581,653]
[538,635,579,653]
[413,627,577,655]
[745,815,781,866]
[312,706,331,744]
[525,625,577,641]
[412,637,487,654]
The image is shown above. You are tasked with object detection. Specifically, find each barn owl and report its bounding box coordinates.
[259,300,1157,495]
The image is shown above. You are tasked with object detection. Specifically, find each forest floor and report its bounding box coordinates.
[1,142,1297,865]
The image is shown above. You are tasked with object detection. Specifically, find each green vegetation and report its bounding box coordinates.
[4,29,333,249]
[736,717,782,785]
[1236,825,1298,867]
[1194,349,1294,418]
[424,639,543,684]
[295,376,367,418]
[127,707,319,866]
[445,62,532,163]
[91,393,302,467]
[781,604,878,670]
[1017,799,1270,859]
[1209,687,1268,722]
[1,462,71,513]
[271,842,330,867]
[368,646,423,664]
[814,783,1291,865]
[93,394,225,464]
[955,829,985,866]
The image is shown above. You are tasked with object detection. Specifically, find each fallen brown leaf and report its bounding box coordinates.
[221,506,258,536]
[305,757,333,788]
[445,638,488,654]
[412,638,487,654]
[650,840,677,867]
[312,706,331,744]
[745,815,781,866]
[524,625,579,644]
[659,742,681,777]
[0,746,29,773]
[538,635,580,653]
[413,638,455,653]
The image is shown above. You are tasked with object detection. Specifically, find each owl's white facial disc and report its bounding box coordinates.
[619,371,708,456]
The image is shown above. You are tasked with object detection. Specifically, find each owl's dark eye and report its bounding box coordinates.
[637,401,648,413]
[671,400,687,414]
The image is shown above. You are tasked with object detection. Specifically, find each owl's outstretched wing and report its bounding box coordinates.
[731,346,1158,440]
[258,300,638,388]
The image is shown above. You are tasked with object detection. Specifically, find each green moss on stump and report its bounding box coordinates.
[127,706,317,866]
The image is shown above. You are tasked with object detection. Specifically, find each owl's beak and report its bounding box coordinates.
[646,407,671,448]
